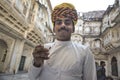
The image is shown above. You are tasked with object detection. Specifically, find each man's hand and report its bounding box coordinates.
[32,45,49,67]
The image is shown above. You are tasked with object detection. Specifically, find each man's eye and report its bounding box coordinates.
[55,19,72,25]
[65,20,72,25]
[55,20,62,25]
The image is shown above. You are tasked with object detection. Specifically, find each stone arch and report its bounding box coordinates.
[0,39,8,72]
[94,38,101,48]
[111,56,118,76]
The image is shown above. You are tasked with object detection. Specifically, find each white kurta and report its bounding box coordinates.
[28,40,97,80]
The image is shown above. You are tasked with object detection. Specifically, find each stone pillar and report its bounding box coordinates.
[22,44,34,71]
[9,39,25,74]
[107,55,111,76]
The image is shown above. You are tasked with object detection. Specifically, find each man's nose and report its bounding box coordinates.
[61,21,66,26]
[60,24,66,28]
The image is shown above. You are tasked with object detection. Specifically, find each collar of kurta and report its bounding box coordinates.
[54,40,72,46]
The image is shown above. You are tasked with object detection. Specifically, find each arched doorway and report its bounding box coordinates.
[111,56,118,76]
[0,39,8,72]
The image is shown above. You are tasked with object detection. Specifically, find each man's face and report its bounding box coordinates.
[53,17,74,41]
[102,62,106,67]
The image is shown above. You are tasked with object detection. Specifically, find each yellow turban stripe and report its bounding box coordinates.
[51,3,78,25]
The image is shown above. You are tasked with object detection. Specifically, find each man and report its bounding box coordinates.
[28,2,97,80]
[98,61,106,80]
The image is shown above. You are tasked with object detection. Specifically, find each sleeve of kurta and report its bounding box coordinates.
[28,64,42,80]
[83,47,97,80]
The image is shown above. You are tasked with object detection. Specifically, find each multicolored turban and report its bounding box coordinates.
[51,3,78,25]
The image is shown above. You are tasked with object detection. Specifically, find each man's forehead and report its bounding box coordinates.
[56,17,72,20]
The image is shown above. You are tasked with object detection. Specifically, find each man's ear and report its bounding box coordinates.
[72,24,75,33]
[72,22,75,33]
[53,23,55,32]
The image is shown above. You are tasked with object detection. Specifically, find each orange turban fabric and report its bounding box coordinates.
[51,3,78,25]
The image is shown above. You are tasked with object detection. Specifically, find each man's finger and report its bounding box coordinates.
[33,52,49,57]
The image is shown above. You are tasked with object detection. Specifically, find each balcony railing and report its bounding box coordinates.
[103,36,120,53]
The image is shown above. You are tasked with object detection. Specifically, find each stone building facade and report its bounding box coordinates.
[0,0,53,74]
[72,0,120,79]
[101,0,120,79]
